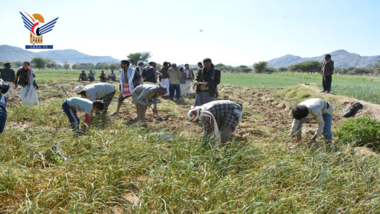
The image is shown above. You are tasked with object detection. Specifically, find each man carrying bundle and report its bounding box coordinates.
[188,100,243,144]
[61,97,104,132]
[75,82,116,114]
[289,98,333,143]
[193,58,221,107]
[111,60,141,116]
[132,84,167,122]
[14,62,39,106]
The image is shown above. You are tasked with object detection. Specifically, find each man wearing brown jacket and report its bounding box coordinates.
[321,54,334,93]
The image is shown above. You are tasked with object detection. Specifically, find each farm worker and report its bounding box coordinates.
[111,60,141,116]
[75,83,116,114]
[0,63,17,98]
[158,61,170,96]
[188,100,243,144]
[78,70,87,81]
[321,54,334,93]
[88,70,95,82]
[142,62,158,85]
[167,63,182,101]
[0,79,10,133]
[136,61,145,84]
[132,84,167,122]
[61,97,104,132]
[289,98,333,142]
[14,61,39,106]
[193,58,221,107]
[99,70,107,82]
[108,70,116,81]
[184,64,195,95]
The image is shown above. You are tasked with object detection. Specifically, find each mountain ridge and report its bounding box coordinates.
[268,50,380,68]
[0,45,120,65]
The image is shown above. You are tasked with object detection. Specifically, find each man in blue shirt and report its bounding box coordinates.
[0,78,10,133]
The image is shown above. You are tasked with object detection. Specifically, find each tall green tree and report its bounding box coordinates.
[127,52,152,63]
[253,61,268,73]
[31,57,46,70]
[64,61,70,70]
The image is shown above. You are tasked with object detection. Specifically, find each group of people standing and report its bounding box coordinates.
[0,55,336,145]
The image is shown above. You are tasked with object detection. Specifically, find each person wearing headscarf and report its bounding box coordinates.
[111,60,141,116]
[158,61,171,96]
[184,64,195,95]
[188,100,243,144]
[132,84,167,122]
[193,58,221,107]
[0,63,17,98]
[14,62,39,106]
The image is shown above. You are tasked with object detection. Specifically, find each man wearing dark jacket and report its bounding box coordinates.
[0,78,9,133]
[321,54,334,93]
[142,62,157,84]
[0,63,17,98]
[193,58,221,107]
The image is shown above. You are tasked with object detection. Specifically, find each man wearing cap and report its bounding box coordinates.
[188,100,243,144]
[142,62,158,85]
[194,58,221,107]
[108,70,116,81]
[136,61,145,84]
[167,63,182,101]
[88,70,95,82]
[132,84,167,122]
[0,78,10,133]
[78,70,87,81]
[111,60,141,116]
[62,97,104,133]
[75,82,116,114]
[158,62,171,96]
[0,63,17,98]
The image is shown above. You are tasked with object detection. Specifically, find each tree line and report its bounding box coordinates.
[2,52,380,76]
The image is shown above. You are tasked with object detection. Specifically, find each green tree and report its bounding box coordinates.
[372,60,380,75]
[45,59,57,69]
[278,67,288,72]
[288,61,322,73]
[236,65,253,73]
[64,61,70,70]
[104,64,109,70]
[31,57,46,70]
[127,52,152,63]
[110,63,119,70]
[264,67,277,73]
[253,61,268,73]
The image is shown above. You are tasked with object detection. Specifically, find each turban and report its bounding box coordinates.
[188,107,220,144]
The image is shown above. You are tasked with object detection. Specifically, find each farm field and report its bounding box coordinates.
[1,74,380,212]
[34,70,380,104]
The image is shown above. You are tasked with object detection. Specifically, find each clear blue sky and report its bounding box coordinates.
[2,0,380,65]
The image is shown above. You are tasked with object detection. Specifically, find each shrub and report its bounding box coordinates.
[334,116,380,149]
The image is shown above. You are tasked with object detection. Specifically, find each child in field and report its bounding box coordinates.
[62,97,104,132]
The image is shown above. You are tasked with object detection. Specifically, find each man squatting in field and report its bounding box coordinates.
[132,84,167,122]
[62,97,104,132]
[188,100,243,144]
[79,70,87,81]
[289,98,333,142]
[75,82,116,114]
[0,78,10,133]
[112,60,141,116]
